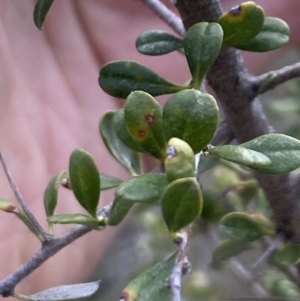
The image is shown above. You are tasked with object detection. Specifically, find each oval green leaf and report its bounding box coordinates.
[108,195,134,226]
[47,214,99,227]
[121,253,176,301]
[100,173,123,190]
[163,89,219,153]
[100,111,142,175]
[44,171,68,217]
[99,61,188,99]
[274,243,300,266]
[165,138,195,182]
[237,17,290,52]
[241,133,300,174]
[220,212,264,242]
[124,91,166,161]
[219,1,264,47]
[161,177,202,233]
[207,145,272,168]
[183,22,223,89]
[211,239,252,268]
[116,173,169,203]
[25,280,100,301]
[113,108,144,152]
[136,30,183,55]
[69,149,100,216]
[33,0,55,29]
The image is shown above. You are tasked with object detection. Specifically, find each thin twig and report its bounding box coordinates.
[139,0,185,36]
[229,259,269,298]
[0,223,92,297]
[0,153,48,242]
[253,62,300,95]
[168,227,191,301]
[252,234,285,272]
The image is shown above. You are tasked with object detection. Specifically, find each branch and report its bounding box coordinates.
[168,227,191,301]
[0,224,92,297]
[0,153,48,242]
[253,62,300,95]
[0,202,112,297]
[139,0,185,36]
[173,0,300,244]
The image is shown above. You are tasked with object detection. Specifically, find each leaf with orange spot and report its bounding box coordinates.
[124,91,166,161]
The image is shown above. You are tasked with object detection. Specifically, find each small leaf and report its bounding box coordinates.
[163,89,219,153]
[99,61,188,99]
[44,171,68,217]
[207,145,272,168]
[33,0,55,29]
[100,111,142,175]
[183,22,223,89]
[161,177,202,233]
[241,133,300,174]
[211,239,252,268]
[124,91,166,161]
[108,195,134,226]
[47,214,99,227]
[219,1,264,47]
[237,17,290,52]
[113,108,144,152]
[136,30,183,55]
[100,173,123,190]
[69,149,100,216]
[116,173,169,203]
[165,138,195,182]
[0,197,18,213]
[121,253,176,301]
[220,212,264,242]
[274,243,300,266]
[25,280,100,301]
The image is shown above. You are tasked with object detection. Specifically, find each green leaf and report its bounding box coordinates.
[47,214,99,227]
[211,239,252,268]
[162,177,202,233]
[165,138,195,182]
[33,0,55,29]
[108,195,134,226]
[121,253,176,301]
[24,280,100,301]
[44,171,68,217]
[99,61,188,99]
[100,173,123,190]
[183,22,223,89]
[198,155,219,174]
[69,149,100,216]
[207,145,271,168]
[136,30,183,55]
[220,212,264,242]
[237,17,290,52]
[219,1,265,47]
[116,173,169,203]
[272,279,300,298]
[0,197,17,213]
[201,190,229,222]
[163,89,219,153]
[241,133,300,174]
[113,108,144,152]
[124,91,166,161]
[274,243,300,266]
[100,111,142,175]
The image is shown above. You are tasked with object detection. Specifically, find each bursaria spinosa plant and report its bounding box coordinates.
[1,0,300,300]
